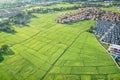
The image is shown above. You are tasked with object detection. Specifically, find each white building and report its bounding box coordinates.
[108,44,120,54]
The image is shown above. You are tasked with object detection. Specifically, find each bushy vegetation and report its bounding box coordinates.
[9,12,34,26]
[81,3,112,8]
[0,12,34,33]
[87,26,94,33]
[0,20,15,33]
[0,44,14,62]
[0,54,3,62]
[28,3,113,14]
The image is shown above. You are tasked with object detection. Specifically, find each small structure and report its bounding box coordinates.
[108,44,120,67]
[108,44,120,54]
[104,1,113,6]
[117,6,120,10]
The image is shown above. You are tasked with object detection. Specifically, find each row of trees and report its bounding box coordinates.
[0,0,120,9]
[28,1,115,14]
[28,5,82,13]
[62,0,120,2]
[81,3,112,8]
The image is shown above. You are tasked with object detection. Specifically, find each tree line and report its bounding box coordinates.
[27,2,111,14]
[28,5,81,13]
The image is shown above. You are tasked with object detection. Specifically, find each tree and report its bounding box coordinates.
[0,44,14,62]
[0,45,9,51]
[0,55,4,62]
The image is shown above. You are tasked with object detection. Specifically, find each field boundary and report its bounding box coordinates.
[41,31,85,80]
[9,24,57,48]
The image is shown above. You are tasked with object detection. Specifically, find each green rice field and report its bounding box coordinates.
[0,9,120,80]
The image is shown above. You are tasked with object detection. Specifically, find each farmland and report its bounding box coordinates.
[0,4,120,80]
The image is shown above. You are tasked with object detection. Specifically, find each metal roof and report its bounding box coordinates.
[110,44,120,49]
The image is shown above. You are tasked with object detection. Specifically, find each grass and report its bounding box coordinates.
[100,6,120,13]
[44,3,79,8]
[0,9,120,80]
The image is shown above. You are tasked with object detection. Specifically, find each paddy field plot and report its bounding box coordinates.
[0,11,120,80]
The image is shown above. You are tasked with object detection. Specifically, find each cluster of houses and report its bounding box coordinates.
[94,20,120,45]
[56,7,120,23]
